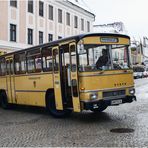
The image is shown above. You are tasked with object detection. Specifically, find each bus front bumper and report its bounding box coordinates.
[83,95,136,110]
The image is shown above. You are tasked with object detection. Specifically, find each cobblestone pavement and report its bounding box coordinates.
[0,78,148,147]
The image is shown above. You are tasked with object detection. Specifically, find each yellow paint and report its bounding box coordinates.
[98,91,102,98]
[52,46,63,110]
[16,92,45,106]
[53,73,63,110]
[79,70,134,102]
[14,73,53,107]
[6,75,12,103]
[70,42,81,112]
[0,51,7,55]
[15,73,53,91]
[83,36,130,45]
[0,77,7,90]
[0,73,53,107]
[72,96,81,112]
[71,70,81,112]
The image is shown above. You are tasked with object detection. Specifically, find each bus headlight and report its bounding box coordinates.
[90,93,98,100]
[129,88,135,95]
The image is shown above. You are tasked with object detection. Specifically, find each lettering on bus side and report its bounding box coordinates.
[114,83,127,87]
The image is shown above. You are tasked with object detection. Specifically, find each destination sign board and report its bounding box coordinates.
[100,37,119,43]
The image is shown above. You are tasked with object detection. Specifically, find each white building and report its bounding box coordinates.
[0,0,95,53]
[93,22,127,34]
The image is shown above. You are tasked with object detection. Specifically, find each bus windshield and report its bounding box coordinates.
[77,44,130,72]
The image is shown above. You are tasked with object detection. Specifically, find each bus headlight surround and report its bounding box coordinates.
[129,88,135,95]
[90,93,98,100]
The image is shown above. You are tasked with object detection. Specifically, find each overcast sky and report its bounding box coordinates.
[84,0,148,39]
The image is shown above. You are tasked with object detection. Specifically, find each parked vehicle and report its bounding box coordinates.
[133,65,144,79]
[143,68,148,78]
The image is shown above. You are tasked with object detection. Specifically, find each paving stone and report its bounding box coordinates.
[0,78,148,147]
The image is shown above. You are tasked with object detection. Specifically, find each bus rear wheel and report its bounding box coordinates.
[46,93,72,118]
[0,92,9,109]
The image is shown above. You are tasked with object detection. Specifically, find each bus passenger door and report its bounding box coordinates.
[69,43,81,112]
[6,57,15,103]
[52,47,63,110]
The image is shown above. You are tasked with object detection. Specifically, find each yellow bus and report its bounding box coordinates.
[0,33,136,117]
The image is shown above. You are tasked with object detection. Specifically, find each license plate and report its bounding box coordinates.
[111,99,122,105]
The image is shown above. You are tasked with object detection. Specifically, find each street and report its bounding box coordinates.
[0,78,148,147]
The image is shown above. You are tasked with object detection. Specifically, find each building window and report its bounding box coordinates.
[10,0,17,8]
[28,28,33,45]
[48,34,53,42]
[87,21,90,32]
[81,18,84,31]
[74,16,78,28]
[58,36,62,39]
[39,31,43,44]
[28,0,33,13]
[58,9,62,23]
[10,24,16,42]
[39,1,44,17]
[66,12,70,26]
[49,5,53,20]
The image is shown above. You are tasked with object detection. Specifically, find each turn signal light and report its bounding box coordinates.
[80,87,85,91]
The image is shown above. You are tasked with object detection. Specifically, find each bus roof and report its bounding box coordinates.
[0,33,130,57]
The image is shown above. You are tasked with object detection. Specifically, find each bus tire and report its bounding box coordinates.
[0,92,9,109]
[46,93,72,118]
[91,104,108,113]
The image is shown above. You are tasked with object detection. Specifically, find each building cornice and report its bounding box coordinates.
[56,0,95,21]
[0,40,32,52]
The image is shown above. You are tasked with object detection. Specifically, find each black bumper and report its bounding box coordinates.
[83,96,136,110]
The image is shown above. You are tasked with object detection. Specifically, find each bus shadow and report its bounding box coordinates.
[7,105,112,123]
[9,105,48,115]
[70,111,112,123]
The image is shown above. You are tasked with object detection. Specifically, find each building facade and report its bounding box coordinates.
[130,43,143,65]
[93,22,127,34]
[0,0,95,54]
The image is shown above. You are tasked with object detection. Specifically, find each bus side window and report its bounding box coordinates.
[6,61,10,75]
[0,58,6,76]
[6,60,14,75]
[42,47,52,72]
[14,52,26,74]
[10,60,14,74]
[70,45,76,72]
[27,49,42,73]
[53,49,59,72]
[0,60,1,75]
[35,56,42,72]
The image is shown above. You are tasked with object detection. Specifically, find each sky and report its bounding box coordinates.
[84,0,148,39]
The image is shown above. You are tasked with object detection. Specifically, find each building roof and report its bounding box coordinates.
[94,22,127,35]
[67,0,95,18]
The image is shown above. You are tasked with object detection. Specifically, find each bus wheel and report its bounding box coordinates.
[0,92,9,109]
[46,93,72,118]
[91,103,108,113]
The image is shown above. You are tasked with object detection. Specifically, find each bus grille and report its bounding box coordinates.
[103,90,125,98]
